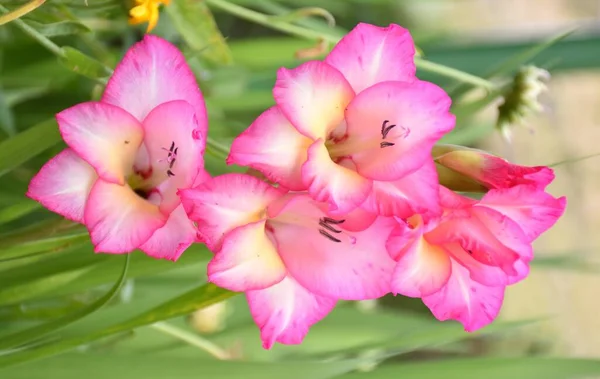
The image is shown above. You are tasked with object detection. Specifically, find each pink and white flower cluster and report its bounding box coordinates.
[28,23,566,349]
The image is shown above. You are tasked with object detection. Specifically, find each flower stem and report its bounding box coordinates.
[0,0,45,26]
[150,322,230,360]
[205,0,496,90]
[0,4,64,58]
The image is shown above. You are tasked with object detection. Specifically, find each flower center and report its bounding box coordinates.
[317,217,346,243]
[325,119,409,160]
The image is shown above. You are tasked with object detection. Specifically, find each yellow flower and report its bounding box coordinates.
[128,0,170,33]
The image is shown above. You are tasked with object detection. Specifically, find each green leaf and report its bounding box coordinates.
[59,47,111,80]
[0,199,40,225]
[0,118,60,177]
[166,0,233,65]
[0,283,235,367]
[25,20,91,37]
[0,352,363,379]
[339,358,600,379]
[0,86,15,136]
[0,254,129,350]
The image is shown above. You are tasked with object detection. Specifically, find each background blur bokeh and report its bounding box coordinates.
[2,0,600,378]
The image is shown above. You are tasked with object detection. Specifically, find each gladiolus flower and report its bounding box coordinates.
[27,35,208,260]
[129,0,170,33]
[433,144,554,192]
[179,173,396,348]
[228,23,454,218]
[386,184,566,331]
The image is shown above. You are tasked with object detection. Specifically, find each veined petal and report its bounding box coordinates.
[179,173,285,251]
[270,195,395,300]
[57,102,143,185]
[247,276,336,349]
[325,23,416,93]
[208,220,286,292]
[84,179,167,253]
[102,35,207,133]
[479,185,567,241]
[273,61,355,140]
[444,242,509,287]
[362,160,441,218]
[302,140,372,214]
[422,259,505,332]
[342,80,454,181]
[142,100,205,215]
[227,106,311,191]
[139,204,197,261]
[27,149,97,223]
[389,229,452,298]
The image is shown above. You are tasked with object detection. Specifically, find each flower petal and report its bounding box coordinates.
[444,242,509,287]
[142,100,205,215]
[342,80,454,181]
[138,204,197,261]
[179,173,285,251]
[479,185,567,241]
[27,149,97,223]
[208,220,286,292]
[422,259,505,332]
[388,227,452,298]
[227,106,311,191]
[273,61,355,140]
[302,140,372,213]
[57,102,143,185]
[102,35,207,132]
[247,276,336,349]
[270,195,395,300]
[362,159,441,218]
[325,23,416,93]
[84,179,167,253]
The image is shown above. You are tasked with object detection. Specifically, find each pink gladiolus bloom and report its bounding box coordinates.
[228,23,454,217]
[179,173,396,348]
[27,36,208,260]
[387,184,566,331]
[434,145,555,191]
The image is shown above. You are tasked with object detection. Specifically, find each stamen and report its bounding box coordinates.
[319,220,342,234]
[380,141,395,148]
[323,217,345,225]
[381,120,389,136]
[169,158,176,169]
[381,120,396,139]
[319,229,341,243]
[167,170,175,177]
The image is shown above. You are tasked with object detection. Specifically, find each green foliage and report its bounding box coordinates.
[0,0,599,378]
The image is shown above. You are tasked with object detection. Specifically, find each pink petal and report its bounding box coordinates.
[270,195,395,300]
[444,242,509,287]
[179,173,285,251]
[247,276,336,349]
[208,220,286,292]
[141,100,205,215]
[84,179,167,253]
[508,258,530,285]
[57,102,143,185]
[302,140,372,213]
[138,204,197,261]
[102,35,207,132]
[325,23,416,93]
[27,149,97,223]
[362,160,441,218]
[389,228,452,297]
[422,259,505,332]
[342,80,454,181]
[227,106,311,191]
[273,61,355,140]
[479,185,567,241]
[427,207,527,276]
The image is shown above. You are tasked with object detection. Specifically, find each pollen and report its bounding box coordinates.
[128,0,170,33]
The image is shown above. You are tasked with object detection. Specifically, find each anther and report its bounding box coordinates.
[319,229,342,243]
[380,141,395,148]
[167,170,175,177]
[323,217,345,225]
[319,220,342,234]
[381,120,396,139]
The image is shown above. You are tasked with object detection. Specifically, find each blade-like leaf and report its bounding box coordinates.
[0,254,129,350]
[59,47,111,80]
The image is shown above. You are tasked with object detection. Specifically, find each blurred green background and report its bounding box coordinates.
[1,0,600,378]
